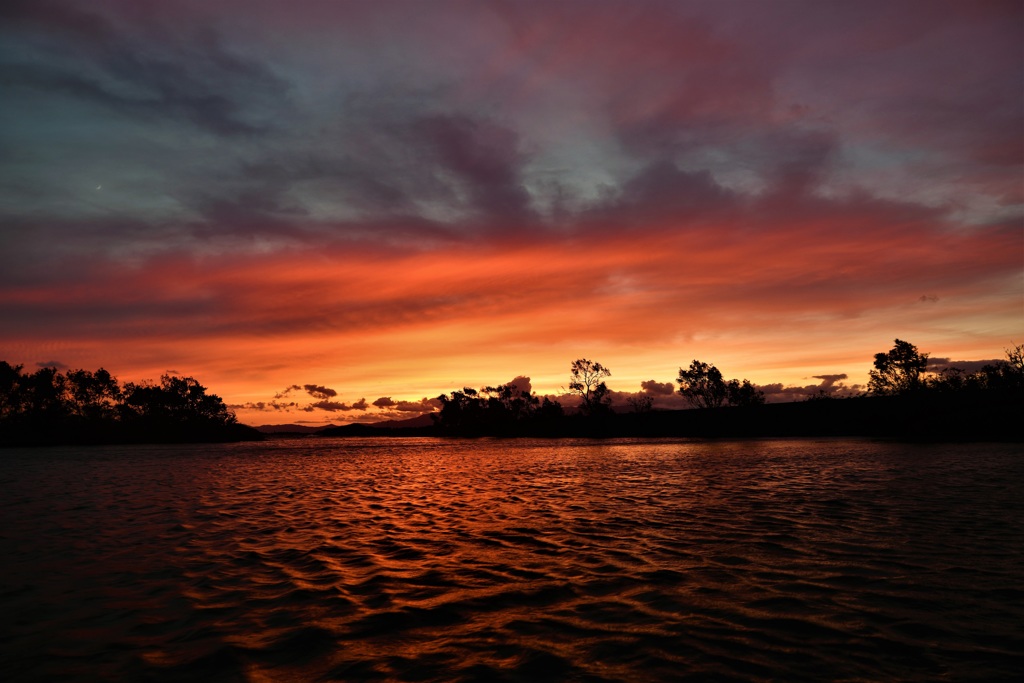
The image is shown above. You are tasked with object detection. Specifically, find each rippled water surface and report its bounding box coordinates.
[2,438,1023,681]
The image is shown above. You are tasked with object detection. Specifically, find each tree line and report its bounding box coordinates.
[3,339,1021,444]
[867,338,1024,397]
[0,362,256,446]
[432,340,1023,437]
[430,357,769,435]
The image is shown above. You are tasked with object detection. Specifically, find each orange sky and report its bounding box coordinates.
[3,220,1019,425]
[1,1,1021,424]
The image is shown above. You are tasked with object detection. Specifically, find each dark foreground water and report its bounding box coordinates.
[1,438,1022,682]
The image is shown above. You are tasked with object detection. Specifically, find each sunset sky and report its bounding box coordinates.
[2,0,1021,425]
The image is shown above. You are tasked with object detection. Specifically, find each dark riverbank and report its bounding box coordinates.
[0,420,263,448]
[319,393,1022,442]
[5,393,1017,447]
[602,394,1023,441]
[0,362,263,447]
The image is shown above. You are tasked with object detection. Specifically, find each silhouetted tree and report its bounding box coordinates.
[22,367,71,422]
[482,382,540,423]
[804,388,835,402]
[926,343,1023,399]
[0,361,24,421]
[929,367,976,393]
[568,359,612,416]
[974,343,1024,396]
[65,368,121,421]
[537,396,564,420]
[677,360,728,409]
[868,339,928,395]
[627,394,654,413]
[435,382,557,435]
[121,375,235,426]
[1007,342,1023,375]
[726,379,765,407]
[434,387,485,434]
[1,363,253,445]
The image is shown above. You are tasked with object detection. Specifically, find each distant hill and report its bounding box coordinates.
[253,423,337,434]
[363,414,436,429]
[252,414,436,436]
[318,413,436,436]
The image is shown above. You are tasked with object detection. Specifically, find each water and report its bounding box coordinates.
[1,438,1022,681]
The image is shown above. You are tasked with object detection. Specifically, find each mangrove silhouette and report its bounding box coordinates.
[0,363,261,447]
[4,340,1022,446]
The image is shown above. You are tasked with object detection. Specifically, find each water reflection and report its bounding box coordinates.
[1,438,1022,681]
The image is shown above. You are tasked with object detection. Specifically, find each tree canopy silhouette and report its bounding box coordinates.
[434,382,558,436]
[626,394,654,413]
[928,342,1024,398]
[677,360,728,409]
[868,339,928,395]
[121,375,236,427]
[568,358,612,416]
[726,379,766,407]
[677,361,765,408]
[0,362,255,446]
[5,340,1022,446]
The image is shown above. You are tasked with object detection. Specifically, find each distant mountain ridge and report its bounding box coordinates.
[358,414,435,429]
[318,413,436,436]
[254,413,435,435]
[253,423,337,434]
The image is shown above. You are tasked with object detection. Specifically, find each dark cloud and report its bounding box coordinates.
[235,393,368,413]
[506,376,533,395]
[610,161,735,221]
[766,129,840,197]
[760,375,861,402]
[641,380,675,395]
[390,397,442,413]
[36,360,68,370]
[414,114,534,222]
[239,154,414,215]
[188,189,309,238]
[2,0,1018,268]
[303,384,337,399]
[364,396,438,414]
[228,400,299,411]
[303,400,361,412]
[274,385,302,399]
[246,383,362,413]
[0,0,109,42]
[0,0,289,136]
[927,358,1002,375]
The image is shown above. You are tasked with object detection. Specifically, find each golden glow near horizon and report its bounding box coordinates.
[4,234,1019,425]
